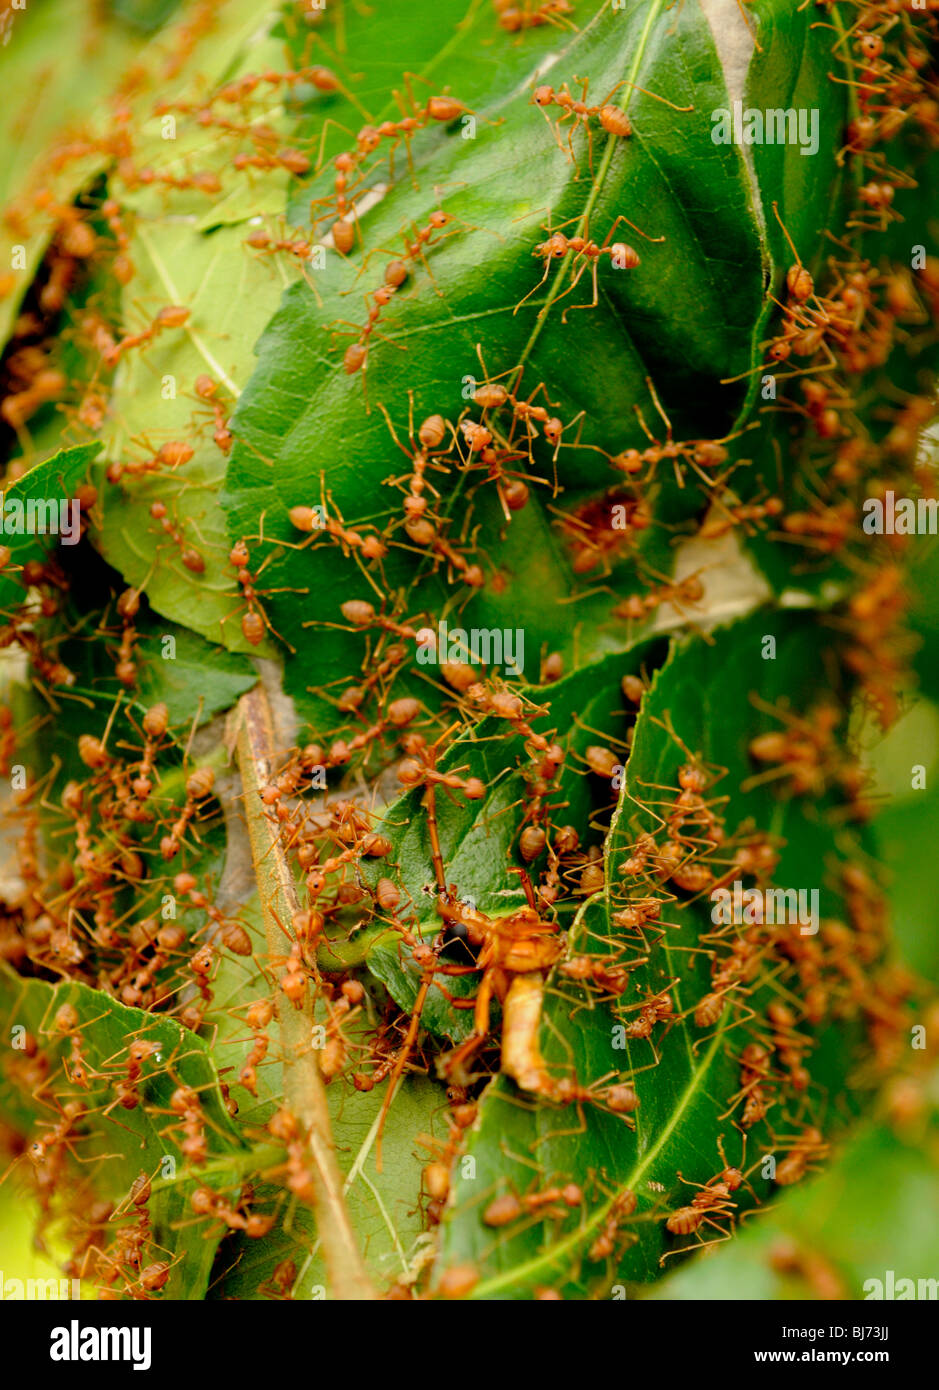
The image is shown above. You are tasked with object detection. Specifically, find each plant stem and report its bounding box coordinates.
[233,685,376,1301]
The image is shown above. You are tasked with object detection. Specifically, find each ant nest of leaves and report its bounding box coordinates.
[0,0,937,1307]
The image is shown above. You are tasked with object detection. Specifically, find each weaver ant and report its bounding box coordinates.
[223,538,300,650]
[494,0,577,33]
[193,375,233,454]
[627,376,753,490]
[335,204,478,388]
[482,1178,582,1228]
[99,305,190,367]
[660,1132,756,1262]
[515,213,659,322]
[531,75,693,174]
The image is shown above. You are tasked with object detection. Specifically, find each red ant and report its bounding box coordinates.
[515,213,659,321]
[286,477,388,562]
[159,765,216,860]
[190,1183,275,1238]
[101,304,190,367]
[165,1083,210,1166]
[115,162,223,197]
[766,1124,829,1186]
[377,397,484,586]
[149,500,205,576]
[660,1133,755,1262]
[324,694,422,772]
[194,375,233,454]
[483,1179,583,1227]
[101,197,134,285]
[494,0,577,33]
[238,999,275,1096]
[587,1187,639,1261]
[224,538,299,650]
[625,377,753,490]
[243,226,324,301]
[720,1041,776,1129]
[234,146,312,175]
[379,395,454,513]
[311,78,471,248]
[173,871,252,956]
[106,586,142,687]
[47,1004,99,1090]
[531,76,693,173]
[108,439,194,484]
[335,208,459,379]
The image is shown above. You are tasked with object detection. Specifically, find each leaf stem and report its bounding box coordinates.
[233,685,376,1300]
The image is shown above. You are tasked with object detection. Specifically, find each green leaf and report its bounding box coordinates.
[203,890,441,1295]
[650,1098,939,1300]
[61,606,259,732]
[433,610,880,1298]
[0,443,100,612]
[223,0,783,724]
[206,1068,441,1299]
[0,0,139,345]
[91,217,301,651]
[107,0,184,35]
[0,0,277,349]
[0,968,249,1298]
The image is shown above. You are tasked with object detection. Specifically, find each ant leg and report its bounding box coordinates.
[544,254,592,320]
[602,79,695,113]
[533,100,567,154]
[586,120,596,178]
[424,781,448,894]
[513,255,556,316]
[643,375,675,441]
[691,996,759,1054]
[438,976,493,1085]
[566,113,582,170]
[313,117,357,173]
[605,212,666,246]
[376,401,419,465]
[733,0,763,52]
[511,866,539,911]
[560,259,600,323]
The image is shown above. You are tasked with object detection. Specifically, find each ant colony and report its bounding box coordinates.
[0,0,935,1308]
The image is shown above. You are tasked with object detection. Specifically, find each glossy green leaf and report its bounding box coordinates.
[433,610,878,1298]
[222,0,790,727]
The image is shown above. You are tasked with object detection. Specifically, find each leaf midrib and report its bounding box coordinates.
[516,0,665,373]
[470,1020,725,1298]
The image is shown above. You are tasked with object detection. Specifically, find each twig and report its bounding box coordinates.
[233,685,376,1301]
